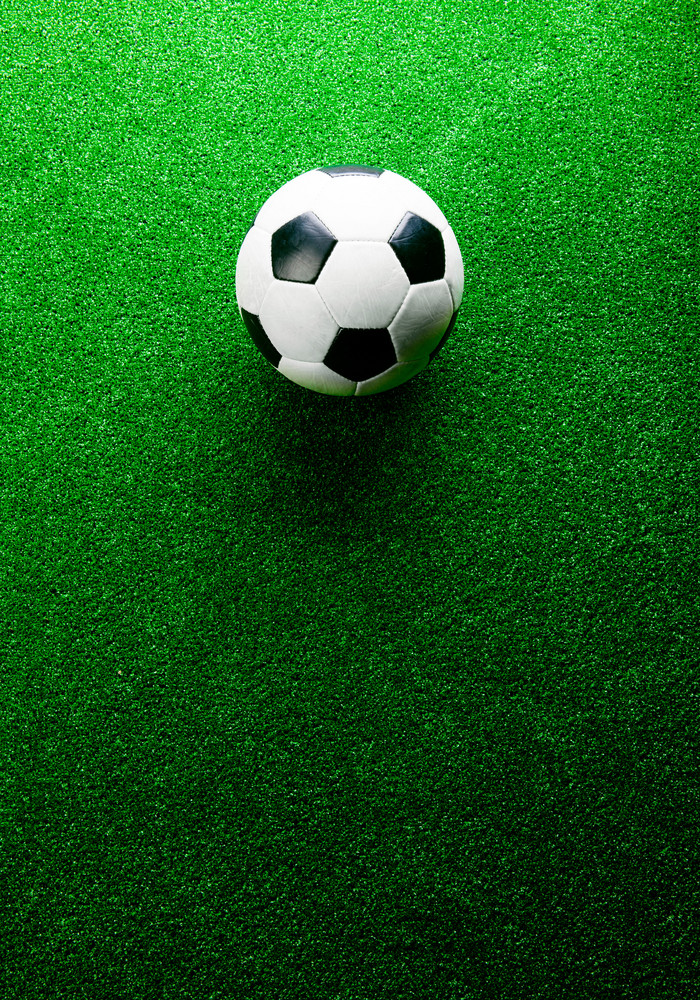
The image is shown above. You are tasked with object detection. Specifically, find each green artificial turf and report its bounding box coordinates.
[1,1,699,997]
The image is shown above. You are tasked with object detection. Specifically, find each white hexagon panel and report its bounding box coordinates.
[316,242,410,329]
[235,164,464,396]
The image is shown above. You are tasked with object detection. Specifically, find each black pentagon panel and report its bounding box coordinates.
[271,212,337,283]
[320,164,384,177]
[389,212,445,284]
[241,308,282,368]
[325,328,397,382]
[429,310,459,361]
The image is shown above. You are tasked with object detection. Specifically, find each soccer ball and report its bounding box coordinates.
[235,164,464,397]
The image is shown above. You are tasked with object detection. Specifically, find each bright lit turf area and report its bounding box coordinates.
[1,2,698,997]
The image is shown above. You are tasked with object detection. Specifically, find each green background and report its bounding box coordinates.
[1,1,698,997]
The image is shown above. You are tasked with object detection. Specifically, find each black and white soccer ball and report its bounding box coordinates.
[235,164,464,397]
